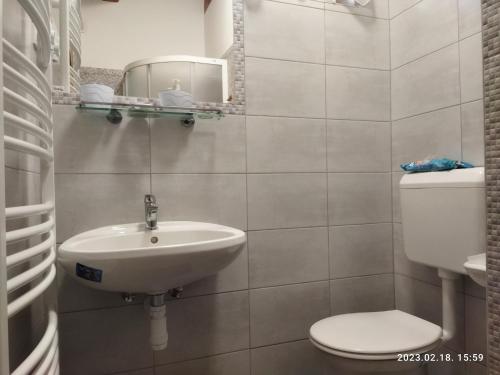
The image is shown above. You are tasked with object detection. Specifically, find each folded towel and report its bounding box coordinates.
[401,158,474,173]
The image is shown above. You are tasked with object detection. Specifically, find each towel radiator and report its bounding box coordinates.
[0,0,58,374]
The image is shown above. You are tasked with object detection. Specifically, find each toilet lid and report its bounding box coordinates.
[310,310,442,355]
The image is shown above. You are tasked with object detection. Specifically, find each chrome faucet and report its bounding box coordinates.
[144,194,159,230]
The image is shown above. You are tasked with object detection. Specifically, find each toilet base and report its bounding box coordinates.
[322,351,428,375]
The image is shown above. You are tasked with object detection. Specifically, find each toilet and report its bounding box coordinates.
[310,168,486,374]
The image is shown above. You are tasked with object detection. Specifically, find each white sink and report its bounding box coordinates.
[464,253,486,288]
[59,221,246,294]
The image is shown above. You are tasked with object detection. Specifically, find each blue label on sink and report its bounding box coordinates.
[76,263,103,283]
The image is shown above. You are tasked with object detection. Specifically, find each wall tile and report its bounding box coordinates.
[331,274,394,315]
[326,66,390,121]
[395,274,465,353]
[57,265,145,313]
[466,363,487,375]
[392,106,462,170]
[115,369,154,375]
[263,0,324,9]
[150,116,246,173]
[245,0,325,64]
[55,174,150,242]
[325,0,389,19]
[152,174,247,230]
[327,120,391,172]
[390,0,458,68]
[325,11,389,70]
[246,57,326,118]
[156,350,250,375]
[59,305,154,375]
[392,44,460,120]
[461,100,485,166]
[4,128,40,173]
[393,223,441,286]
[246,116,326,173]
[389,0,421,19]
[330,223,393,278]
[458,0,482,40]
[5,167,40,207]
[181,246,249,298]
[155,291,249,365]
[328,173,392,225]
[428,347,467,375]
[249,282,330,347]
[465,296,487,359]
[247,173,327,230]
[251,340,327,375]
[392,172,403,223]
[53,105,150,173]
[249,227,329,288]
[460,33,484,103]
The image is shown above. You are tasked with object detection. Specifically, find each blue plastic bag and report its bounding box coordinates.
[401,158,474,173]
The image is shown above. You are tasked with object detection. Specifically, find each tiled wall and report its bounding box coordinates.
[54,0,487,374]
[389,0,487,374]
[55,1,394,374]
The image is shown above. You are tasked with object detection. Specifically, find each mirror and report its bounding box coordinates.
[54,0,240,107]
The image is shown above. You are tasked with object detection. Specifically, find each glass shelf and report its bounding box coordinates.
[76,101,224,125]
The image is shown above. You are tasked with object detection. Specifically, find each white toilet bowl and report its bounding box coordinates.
[309,310,442,374]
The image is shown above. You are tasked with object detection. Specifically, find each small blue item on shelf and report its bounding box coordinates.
[401,158,474,173]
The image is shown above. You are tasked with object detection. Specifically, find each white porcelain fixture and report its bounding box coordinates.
[310,168,485,374]
[464,253,486,287]
[59,221,246,294]
[59,220,245,351]
[80,83,114,103]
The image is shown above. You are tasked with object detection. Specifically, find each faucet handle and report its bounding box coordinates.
[145,194,157,205]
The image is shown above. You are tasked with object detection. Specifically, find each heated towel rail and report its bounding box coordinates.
[0,0,58,374]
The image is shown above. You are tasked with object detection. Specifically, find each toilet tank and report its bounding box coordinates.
[400,168,485,274]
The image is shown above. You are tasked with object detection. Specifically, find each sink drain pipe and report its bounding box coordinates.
[150,294,168,350]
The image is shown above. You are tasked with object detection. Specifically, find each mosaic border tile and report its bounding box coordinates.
[482,0,500,373]
[53,0,245,115]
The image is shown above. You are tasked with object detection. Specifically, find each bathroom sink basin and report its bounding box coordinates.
[464,253,486,287]
[58,221,246,294]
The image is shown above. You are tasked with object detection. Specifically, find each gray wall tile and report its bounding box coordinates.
[152,174,247,230]
[392,44,460,120]
[53,105,150,173]
[466,363,487,375]
[246,116,326,173]
[465,296,487,359]
[59,305,154,375]
[458,0,482,40]
[156,350,250,375]
[392,106,462,170]
[246,57,326,118]
[55,173,150,242]
[251,340,327,375]
[245,0,325,64]
[331,274,395,315]
[390,0,458,68]
[325,0,389,19]
[325,11,389,70]
[155,291,250,365]
[460,33,484,103]
[330,223,393,278]
[461,100,485,166]
[326,66,390,121]
[249,282,330,347]
[249,227,329,288]
[327,120,391,172]
[392,172,403,223]
[247,173,328,230]
[389,0,421,19]
[150,116,246,173]
[328,173,392,225]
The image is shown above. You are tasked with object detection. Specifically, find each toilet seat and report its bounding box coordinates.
[309,310,442,361]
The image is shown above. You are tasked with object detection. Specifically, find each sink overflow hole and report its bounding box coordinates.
[150,236,159,244]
